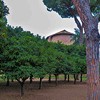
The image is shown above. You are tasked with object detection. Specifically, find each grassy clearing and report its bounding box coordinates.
[0,74,87,83]
[44,74,87,82]
[0,74,6,82]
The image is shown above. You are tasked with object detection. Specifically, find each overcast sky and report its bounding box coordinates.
[4,0,100,37]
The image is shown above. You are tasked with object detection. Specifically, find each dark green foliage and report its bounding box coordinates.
[0,26,86,95]
[71,28,85,44]
[0,23,86,86]
[43,0,100,20]
[43,0,77,18]
[0,0,9,34]
[90,0,100,21]
[0,0,9,18]
[0,25,86,87]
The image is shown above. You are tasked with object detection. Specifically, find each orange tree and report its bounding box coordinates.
[1,32,36,96]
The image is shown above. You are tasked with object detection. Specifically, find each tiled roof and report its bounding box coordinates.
[46,30,74,39]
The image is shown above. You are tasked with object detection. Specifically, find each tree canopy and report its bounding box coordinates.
[43,0,100,19]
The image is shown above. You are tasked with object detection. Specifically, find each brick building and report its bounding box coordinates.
[46,30,74,45]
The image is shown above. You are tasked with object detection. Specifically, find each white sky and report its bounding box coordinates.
[4,0,100,37]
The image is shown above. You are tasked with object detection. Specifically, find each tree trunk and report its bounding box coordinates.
[67,74,69,82]
[48,74,51,83]
[86,31,100,100]
[30,75,33,84]
[39,77,43,89]
[73,74,76,84]
[16,78,26,96]
[79,25,84,44]
[74,16,84,44]
[72,0,100,99]
[55,74,58,86]
[6,76,9,86]
[76,74,79,80]
[64,74,67,82]
[11,79,14,82]
[20,82,24,96]
[80,73,83,82]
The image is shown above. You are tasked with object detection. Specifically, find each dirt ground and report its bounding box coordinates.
[0,80,87,100]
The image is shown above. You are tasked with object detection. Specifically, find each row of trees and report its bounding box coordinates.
[0,26,86,95]
[0,0,86,96]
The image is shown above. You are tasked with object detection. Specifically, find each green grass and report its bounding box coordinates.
[45,74,87,82]
[82,74,87,81]
[0,74,87,83]
[0,74,6,82]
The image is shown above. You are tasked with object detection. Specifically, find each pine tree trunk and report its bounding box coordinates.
[39,77,43,89]
[79,26,84,44]
[67,74,69,82]
[74,16,84,44]
[72,0,100,99]
[86,33,100,100]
